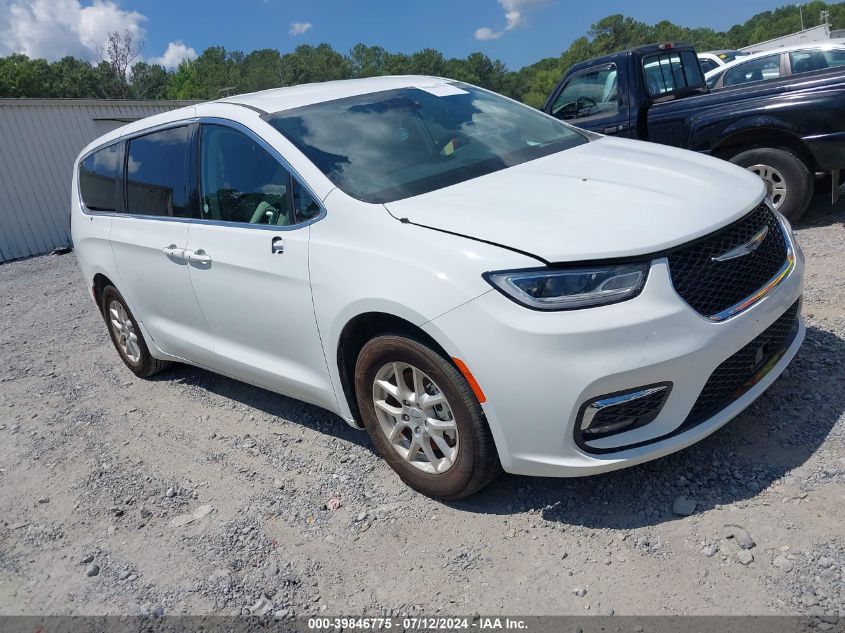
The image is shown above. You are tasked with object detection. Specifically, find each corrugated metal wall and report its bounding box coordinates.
[0,99,195,263]
[740,24,832,53]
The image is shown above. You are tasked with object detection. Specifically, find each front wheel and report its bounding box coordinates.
[729,147,813,222]
[354,335,500,499]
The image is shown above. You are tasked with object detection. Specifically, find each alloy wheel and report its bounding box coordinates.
[108,299,141,363]
[372,362,459,474]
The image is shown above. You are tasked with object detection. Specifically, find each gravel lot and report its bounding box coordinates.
[1,195,844,620]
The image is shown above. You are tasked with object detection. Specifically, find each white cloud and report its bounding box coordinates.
[150,40,197,69]
[0,0,146,61]
[474,0,547,40]
[289,21,311,36]
[504,10,524,30]
[474,27,503,41]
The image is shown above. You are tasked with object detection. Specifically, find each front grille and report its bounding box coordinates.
[667,203,788,318]
[679,299,801,432]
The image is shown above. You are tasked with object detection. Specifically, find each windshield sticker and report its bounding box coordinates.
[416,82,470,97]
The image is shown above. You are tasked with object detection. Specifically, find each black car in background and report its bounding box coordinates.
[543,43,845,220]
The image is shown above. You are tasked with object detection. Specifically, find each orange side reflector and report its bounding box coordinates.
[452,357,486,404]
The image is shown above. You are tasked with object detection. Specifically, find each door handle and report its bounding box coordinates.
[603,124,627,135]
[162,245,187,260]
[271,236,284,255]
[186,249,212,264]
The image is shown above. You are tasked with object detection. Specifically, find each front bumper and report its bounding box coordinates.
[423,232,805,478]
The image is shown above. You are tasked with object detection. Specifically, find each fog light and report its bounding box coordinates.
[576,383,671,443]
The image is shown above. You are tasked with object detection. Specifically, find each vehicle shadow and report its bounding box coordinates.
[150,364,370,449]
[149,324,842,529]
[800,183,845,228]
[453,324,845,529]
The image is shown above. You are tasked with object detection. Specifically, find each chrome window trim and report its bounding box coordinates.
[77,116,327,231]
[78,117,198,165]
[78,118,199,218]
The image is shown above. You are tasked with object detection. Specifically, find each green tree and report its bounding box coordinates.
[167,46,243,99]
[349,44,389,77]
[3,1,845,103]
[280,44,352,85]
[407,48,447,76]
[239,49,285,92]
[49,56,100,97]
[0,54,52,97]
[130,62,169,100]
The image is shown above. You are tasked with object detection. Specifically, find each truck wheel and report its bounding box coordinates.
[729,148,813,222]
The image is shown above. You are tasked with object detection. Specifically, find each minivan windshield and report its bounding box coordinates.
[266,82,588,203]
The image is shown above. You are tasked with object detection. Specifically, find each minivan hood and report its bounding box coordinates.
[385,136,766,263]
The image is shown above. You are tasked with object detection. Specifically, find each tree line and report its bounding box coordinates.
[1,1,843,107]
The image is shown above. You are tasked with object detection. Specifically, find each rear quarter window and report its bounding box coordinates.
[790,49,845,74]
[79,143,122,212]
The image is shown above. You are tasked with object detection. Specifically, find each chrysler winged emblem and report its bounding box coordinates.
[711,225,769,262]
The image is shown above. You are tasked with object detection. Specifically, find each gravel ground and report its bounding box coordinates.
[1,194,844,619]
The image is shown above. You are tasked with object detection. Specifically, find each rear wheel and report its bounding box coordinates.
[101,285,171,378]
[354,335,500,499]
[729,147,813,222]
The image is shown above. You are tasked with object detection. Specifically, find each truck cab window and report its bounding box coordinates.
[551,64,618,121]
[643,50,704,98]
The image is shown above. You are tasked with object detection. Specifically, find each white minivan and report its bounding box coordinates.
[72,76,805,498]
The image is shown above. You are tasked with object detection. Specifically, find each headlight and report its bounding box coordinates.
[484,263,649,310]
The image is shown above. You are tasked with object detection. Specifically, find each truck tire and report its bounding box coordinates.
[729,148,813,222]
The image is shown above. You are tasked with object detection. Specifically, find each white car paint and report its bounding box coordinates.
[697,50,750,73]
[385,136,767,262]
[704,40,845,85]
[71,75,805,479]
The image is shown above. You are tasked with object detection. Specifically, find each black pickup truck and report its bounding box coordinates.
[542,42,845,220]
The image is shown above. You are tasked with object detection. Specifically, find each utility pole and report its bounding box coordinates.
[820,10,830,28]
[797,4,805,30]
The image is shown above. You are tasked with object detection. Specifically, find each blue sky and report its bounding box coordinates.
[0,0,797,70]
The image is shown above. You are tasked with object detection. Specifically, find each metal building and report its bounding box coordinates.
[0,99,195,263]
[740,24,831,53]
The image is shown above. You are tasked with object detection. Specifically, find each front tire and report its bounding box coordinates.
[101,285,171,378]
[354,335,500,499]
[729,147,813,222]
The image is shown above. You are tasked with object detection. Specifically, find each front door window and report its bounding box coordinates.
[551,63,619,121]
